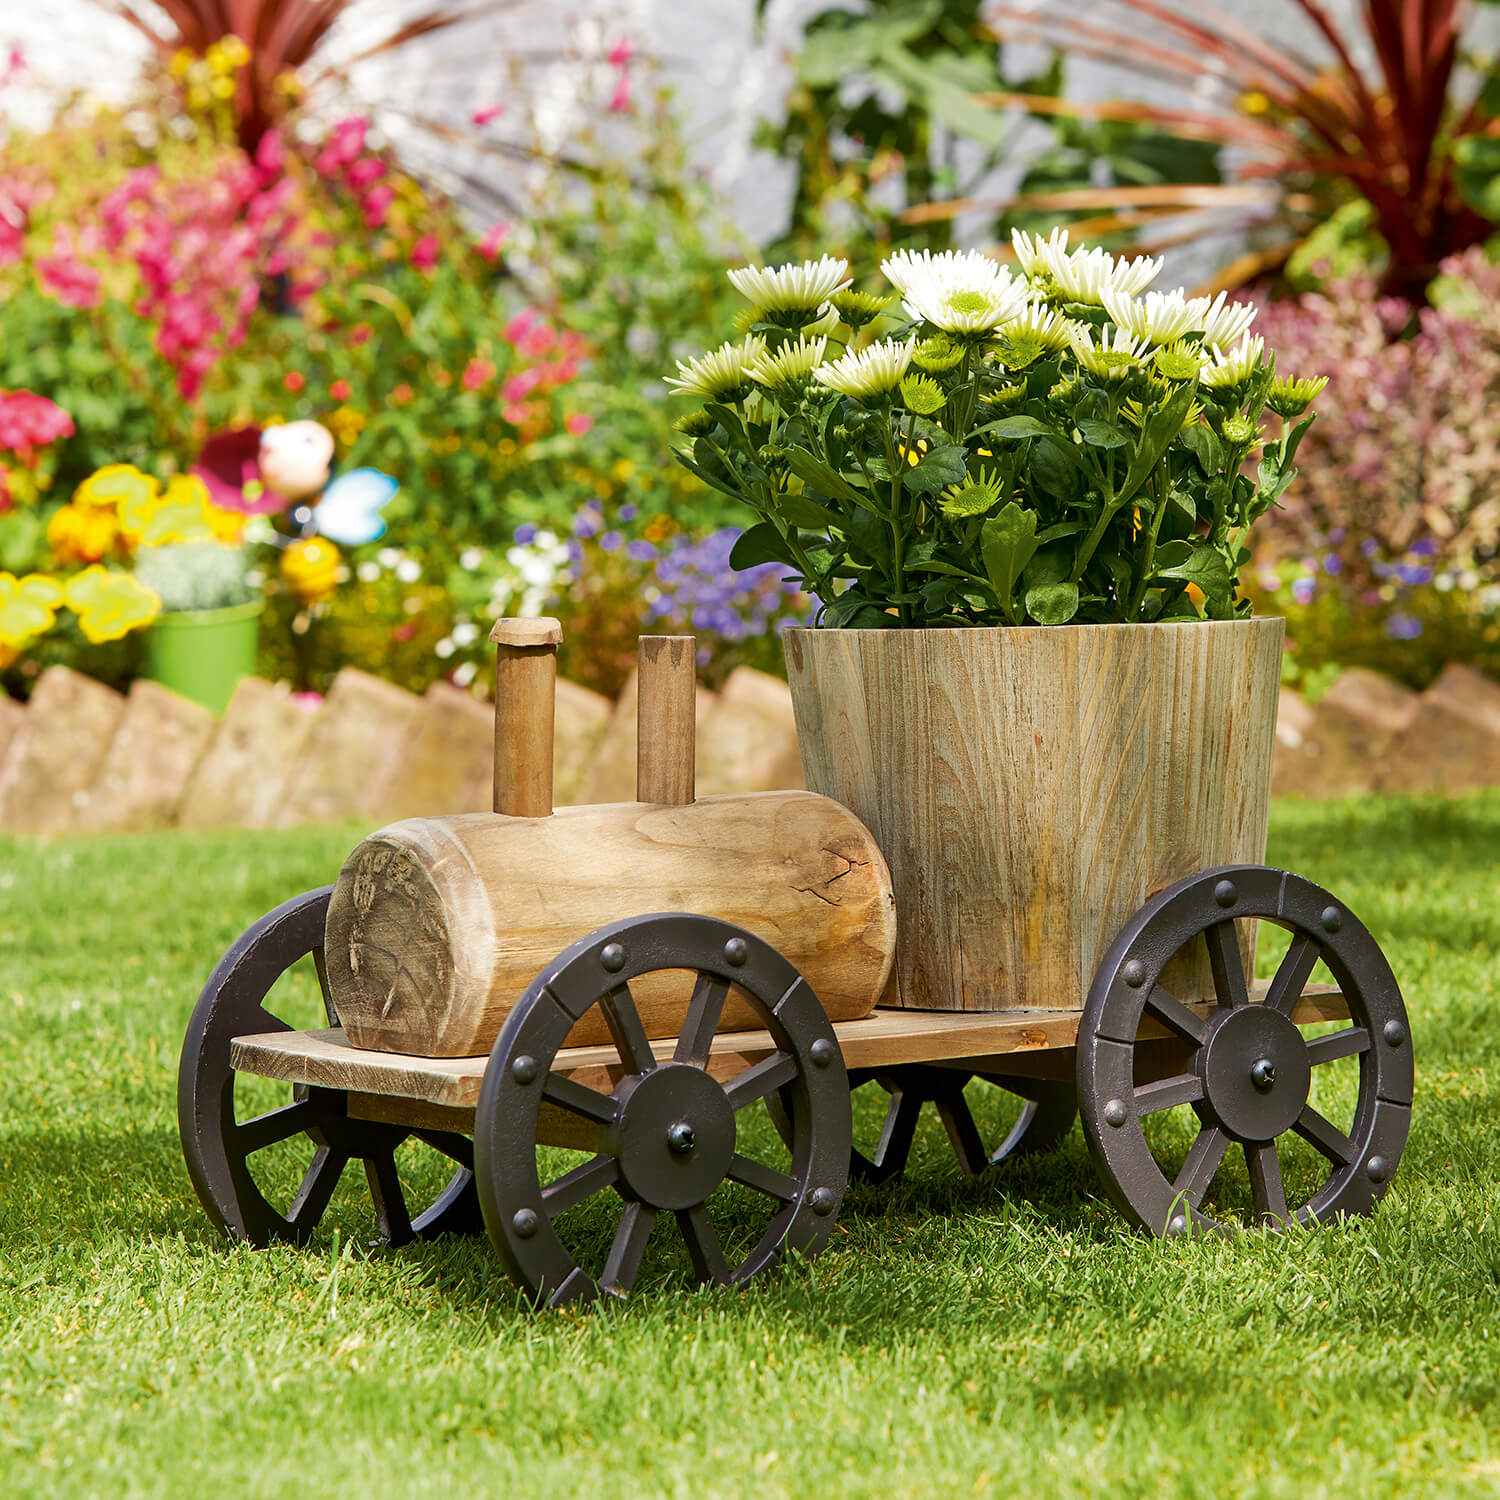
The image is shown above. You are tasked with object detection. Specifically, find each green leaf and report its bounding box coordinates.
[1024,581,1080,625]
[1076,418,1128,449]
[776,491,840,530]
[1153,540,1194,570]
[730,523,797,571]
[1155,544,1232,605]
[1178,423,1222,476]
[783,447,880,513]
[972,414,1051,441]
[980,503,1039,619]
[1116,381,1196,509]
[1036,522,1084,544]
[903,444,968,495]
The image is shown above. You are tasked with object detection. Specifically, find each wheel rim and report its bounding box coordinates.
[1078,866,1414,1236]
[178,888,482,1248]
[473,914,852,1308]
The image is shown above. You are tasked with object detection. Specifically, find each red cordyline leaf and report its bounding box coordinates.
[966,0,1497,296]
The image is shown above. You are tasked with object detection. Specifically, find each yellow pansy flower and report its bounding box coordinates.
[75,464,160,511]
[62,567,161,644]
[0,572,65,649]
[48,504,120,565]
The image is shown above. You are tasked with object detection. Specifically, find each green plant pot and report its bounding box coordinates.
[145,600,263,716]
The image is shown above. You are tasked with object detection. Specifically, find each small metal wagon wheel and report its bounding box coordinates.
[178,888,482,1248]
[1078,866,1414,1236]
[473,913,852,1308]
[829,1067,1076,1185]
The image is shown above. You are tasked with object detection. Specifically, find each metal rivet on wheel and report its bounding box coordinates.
[1122,959,1147,989]
[809,1187,835,1217]
[512,1208,539,1239]
[1103,1098,1128,1128]
[1214,879,1238,909]
[1383,1020,1406,1047]
[1365,1155,1389,1183]
[810,1038,834,1068]
[1320,906,1342,934]
[1168,1214,1187,1236]
[510,1054,538,1085]
[600,942,626,973]
[723,937,748,967]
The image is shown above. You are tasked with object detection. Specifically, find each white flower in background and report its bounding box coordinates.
[1044,241,1163,305]
[664,335,767,399]
[435,637,456,659]
[728,255,851,315]
[746,335,829,389]
[1102,287,1207,346]
[1199,291,1258,351]
[459,547,484,570]
[881,247,1002,297]
[451,621,480,648]
[377,546,400,568]
[1069,323,1148,380]
[901,266,1031,335]
[395,558,421,583]
[357,561,381,582]
[1199,334,1267,389]
[1010,226,1070,278]
[452,661,477,687]
[812,337,916,399]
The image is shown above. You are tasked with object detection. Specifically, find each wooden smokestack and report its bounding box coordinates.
[489,616,562,817]
[636,635,696,806]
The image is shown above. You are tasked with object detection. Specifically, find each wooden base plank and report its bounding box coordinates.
[231,983,1348,1112]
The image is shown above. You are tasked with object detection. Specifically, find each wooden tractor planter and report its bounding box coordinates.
[179,622,1414,1306]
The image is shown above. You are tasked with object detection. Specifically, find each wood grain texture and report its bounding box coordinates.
[230,982,1346,1110]
[492,618,561,818]
[784,620,1284,1012]
[324,790,898,1057]
[636,635,696,806]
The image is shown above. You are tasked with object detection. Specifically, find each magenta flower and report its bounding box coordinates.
[347,158,384,191]
[461,357,495,391]
[411,233,440,273]
[478,220,511,261]
[362,185,395,229]
[473,104,504,126]
[0,390,75,456]
[565,413,594,437]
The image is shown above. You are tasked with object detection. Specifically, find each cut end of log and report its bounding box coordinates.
[490,616,563,647]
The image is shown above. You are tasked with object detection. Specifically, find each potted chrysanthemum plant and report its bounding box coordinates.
[667,232,1327,1015]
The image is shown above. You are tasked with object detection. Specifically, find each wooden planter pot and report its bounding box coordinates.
[784,619,1285,1013]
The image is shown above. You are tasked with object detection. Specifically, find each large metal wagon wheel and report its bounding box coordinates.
[473,914,852,1308]
[1078,866,1414,1236]
[178,888,482,1248]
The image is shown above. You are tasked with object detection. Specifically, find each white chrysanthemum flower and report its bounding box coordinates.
[802,303,841,336]
[902,269,1030,334]
[880,247,1001,296]
[1011,226,1069,278]
[1044,241,1163,305]
[1199,334,1266,389]
[1102,287,1207,346]
[1069,323,1148,380]
[746,335,829,389]
[728,255,851,314]
[1199,291,1258,351]
[812,337,916,400]
[663,335,767,399]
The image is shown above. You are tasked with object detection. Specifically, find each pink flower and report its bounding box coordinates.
[410,233,440,273]
[503,308,540,345]
[565,413,594,437]
[606,38,635,68]
[472,104,504,126]
[3,48,27,83]
[38,251,102,309]
[0,390,75,455]
[462,357,495,391]
[478,220,511,261]
[330,379,352,402]
[609,74,632,114]
[254,129,284,181]
[316,116,368,177]
[347,158,384,190]
[362,184,395,229]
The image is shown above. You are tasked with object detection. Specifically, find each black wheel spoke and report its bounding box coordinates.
[233,1100,318,1155]
[1205,920,1250,1009]
[542,1073,620,1126]
[600,982,657,1075]
[600,1202,655,1295]
[725,1152,798,1203]
[366,1150,413,1245]
[1306,1026,1371,1067]
[1264,935,1321,1016]
[311,945,337,1026]
[676,1202,730,1285]
[1133,1073,1203,1115]
[542,1154,620,1216]
[1171,1126,1229,1208]
[723,1051,799,1112]
[289,1146,347,1230]
[934,1089,989,1177]
[674,972,730,1068]
[1143,985,1208,1045]
[1293,1105,1358,1165]
[411,1129,475,1169]
[871,1084,923,1179]
[1246,1143,1287,1224]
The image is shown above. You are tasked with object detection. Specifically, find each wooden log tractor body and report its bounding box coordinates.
[325,626,897,1057]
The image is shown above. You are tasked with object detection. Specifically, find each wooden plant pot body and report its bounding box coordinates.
[324,790,897,1057]
[784,619,1285,1013]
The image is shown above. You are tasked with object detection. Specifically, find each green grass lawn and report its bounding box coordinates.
[2,796,1499,1498]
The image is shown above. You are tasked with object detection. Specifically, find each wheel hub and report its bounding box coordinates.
[610,1064,736,1210]
[1198,1006,1311,1142]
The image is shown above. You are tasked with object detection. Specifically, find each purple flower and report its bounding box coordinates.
[626,539,657,562]
[1291,577,1317,605]
[1410,537,1437,557]
[1322,554,1342,576]
[600,530,623,553]
[574,510,601,539]
[1386,612,1423,639]
[1360,539,1379,558]
[619,504,638,521]
[514,521,538,544]
[1395,564,1433,587]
